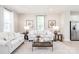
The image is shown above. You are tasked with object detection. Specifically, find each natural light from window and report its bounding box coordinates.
[3,8,14,32]
[36,15,45,32]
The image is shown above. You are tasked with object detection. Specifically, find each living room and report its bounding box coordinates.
[0,5,79,54]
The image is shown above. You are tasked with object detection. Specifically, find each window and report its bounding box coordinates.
[36,15,45,32]
[3,8,14,32]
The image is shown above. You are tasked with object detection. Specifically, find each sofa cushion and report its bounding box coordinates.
[14,33,20,38]
[8,33,15,40]
[11,39,18,44]
[0,40,8,45]
[28,30,54,41]
[0,32,9,41]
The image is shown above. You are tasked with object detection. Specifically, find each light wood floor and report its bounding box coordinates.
[12,41,79,54]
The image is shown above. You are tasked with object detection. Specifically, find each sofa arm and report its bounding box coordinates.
[0,40,12,54]
[0,44,10,54]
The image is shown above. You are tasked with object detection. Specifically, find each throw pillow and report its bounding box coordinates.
[4,38,7,41]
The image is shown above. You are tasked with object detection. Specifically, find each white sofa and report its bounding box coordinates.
[28,30,54,41]
[0,32,24,54]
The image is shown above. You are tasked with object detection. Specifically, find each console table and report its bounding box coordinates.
[54,33,63,42]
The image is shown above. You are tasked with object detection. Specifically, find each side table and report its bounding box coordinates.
[58,34,63,41]
[22,32,29,40]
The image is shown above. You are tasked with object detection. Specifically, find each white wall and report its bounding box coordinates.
[0,6,4,32]
[61,10,79,41]
[18,10,77,41]
[60,10,71,41]
[0,6,74,41]
[18,12,72,41]
[15,10,79,41]
[14,12,19,32]
[18,13,61,33]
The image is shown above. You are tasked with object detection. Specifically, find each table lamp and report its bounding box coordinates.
[53,26,60,41]
[53,26,59,34]
[24,26,30,40]
[24,26,29,31]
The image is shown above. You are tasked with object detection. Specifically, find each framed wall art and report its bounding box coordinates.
[48,20,56,28]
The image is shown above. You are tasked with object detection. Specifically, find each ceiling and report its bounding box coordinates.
[3,5,79,14]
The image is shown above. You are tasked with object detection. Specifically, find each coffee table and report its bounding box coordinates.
[32,41,53,51]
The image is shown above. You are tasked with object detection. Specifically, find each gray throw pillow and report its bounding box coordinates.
[4,38,7,41]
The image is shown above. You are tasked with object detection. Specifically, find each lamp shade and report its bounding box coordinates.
[24,26,30,31]
[53,26,59,32]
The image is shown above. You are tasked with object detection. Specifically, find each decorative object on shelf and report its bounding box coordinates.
[36,35,45,42]
[36,35,41,39]
[26,20,33,28]
[48,20,56,28]
[36,35,41,42]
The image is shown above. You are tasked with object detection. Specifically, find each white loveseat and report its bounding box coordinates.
[0,32,24,54]
[28,30,54,41]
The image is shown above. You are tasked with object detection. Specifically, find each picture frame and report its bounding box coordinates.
[48,20,56,28]
[26,20,33,28]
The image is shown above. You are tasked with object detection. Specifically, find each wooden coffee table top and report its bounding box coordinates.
[32,41,53,47]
